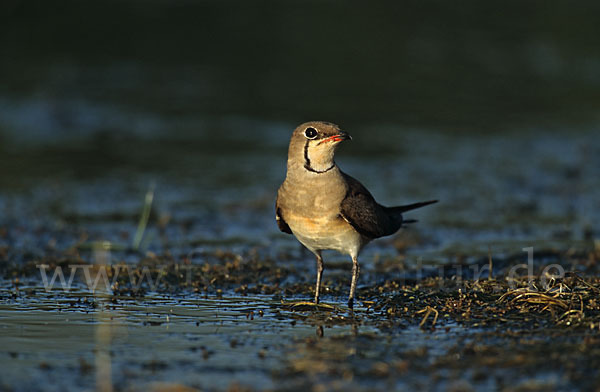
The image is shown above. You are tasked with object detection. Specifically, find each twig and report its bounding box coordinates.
[417,306,439,328]
[133,183,155,250]
[488,246,493,280]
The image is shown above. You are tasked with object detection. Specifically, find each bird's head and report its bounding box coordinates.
[287,121,352,173]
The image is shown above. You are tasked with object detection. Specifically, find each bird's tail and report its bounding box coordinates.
[385,200,438,227]
[391,200,438,214]
[403,219,418,224]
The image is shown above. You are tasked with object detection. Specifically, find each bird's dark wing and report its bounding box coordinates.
[275,198,292,234]
[339,172,402,239]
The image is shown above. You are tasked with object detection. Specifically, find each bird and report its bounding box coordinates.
[276,121,437,309]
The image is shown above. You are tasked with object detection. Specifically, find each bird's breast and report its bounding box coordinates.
[286,212,346,236]
[277,168,367,256]
[285,212,366,257]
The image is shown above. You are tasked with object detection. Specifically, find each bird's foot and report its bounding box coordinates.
[347,297,354,309]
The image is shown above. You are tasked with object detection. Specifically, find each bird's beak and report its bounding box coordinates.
[334,131,352,142]
[319,131,352,145]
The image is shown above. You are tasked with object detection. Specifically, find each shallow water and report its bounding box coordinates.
[2,281,595,391]
[0,285,454,391]
[0,288,303,391]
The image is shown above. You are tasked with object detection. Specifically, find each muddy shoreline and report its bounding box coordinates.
[2,242,599,391]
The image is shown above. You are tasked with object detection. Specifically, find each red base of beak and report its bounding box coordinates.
[319,133,352,145]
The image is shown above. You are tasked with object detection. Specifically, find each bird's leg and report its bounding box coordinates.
[348,256,360,309]
[314,252,324,304]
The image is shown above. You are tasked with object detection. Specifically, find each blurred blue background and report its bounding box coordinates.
[0,0,599,262]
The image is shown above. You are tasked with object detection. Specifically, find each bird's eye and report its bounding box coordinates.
[304,127,318,139]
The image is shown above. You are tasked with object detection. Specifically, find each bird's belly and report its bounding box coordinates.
[287,214,365,256]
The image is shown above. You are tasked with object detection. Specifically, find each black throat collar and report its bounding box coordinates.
[303,140,335,174]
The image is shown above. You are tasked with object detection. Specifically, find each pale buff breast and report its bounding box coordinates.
[285,211,366,256]
[278,168,368,256]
